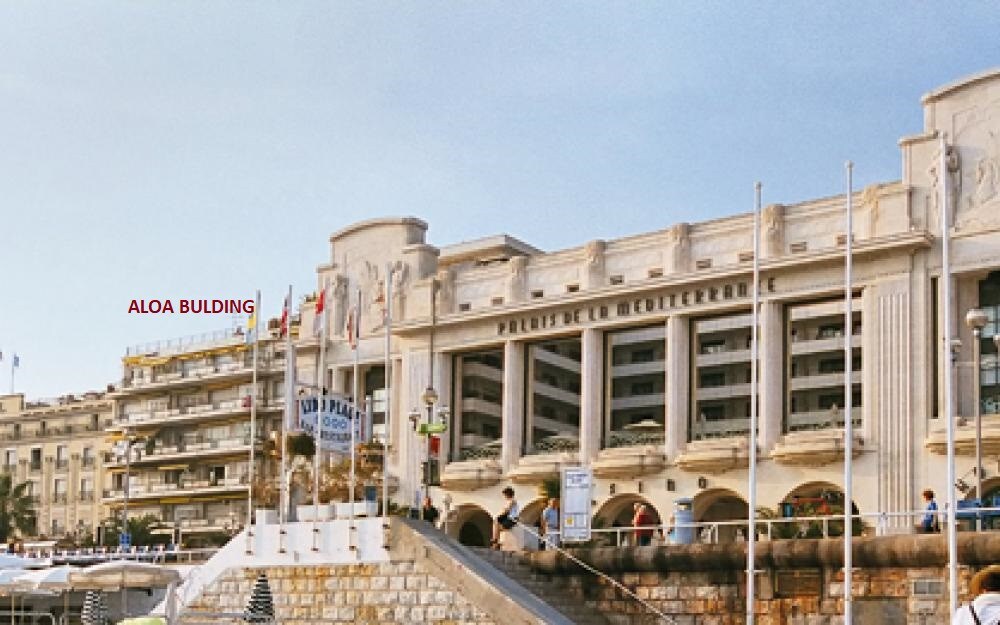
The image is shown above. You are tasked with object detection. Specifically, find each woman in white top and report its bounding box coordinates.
[491,486,519,549]
[954,565,1000,625]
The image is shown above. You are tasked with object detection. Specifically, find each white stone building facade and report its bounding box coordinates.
[296,68,1000,545]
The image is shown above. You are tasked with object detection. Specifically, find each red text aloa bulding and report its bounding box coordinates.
[128,299,255,314]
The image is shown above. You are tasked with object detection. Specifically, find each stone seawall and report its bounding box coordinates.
[185,561,498,625]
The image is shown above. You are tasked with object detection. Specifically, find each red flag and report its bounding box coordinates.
[313,287,326,337]
[280,294,290,338]
[347,306,359,350]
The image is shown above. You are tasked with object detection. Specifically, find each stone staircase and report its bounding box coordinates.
[470,548,612,625]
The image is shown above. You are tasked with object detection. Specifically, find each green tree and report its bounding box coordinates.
[0,474,36,542]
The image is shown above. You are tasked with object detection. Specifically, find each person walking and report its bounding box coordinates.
[491,487,519,549]
[541,498,560,550]
[921,489,940,533]
[632,503,655,547]
[953,565,1000,624]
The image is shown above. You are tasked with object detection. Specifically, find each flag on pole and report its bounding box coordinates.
[312,287,326,338]
[11,355,18,368]
[347,306,359,350]
[246,310,257,345]
[280,294,290,338]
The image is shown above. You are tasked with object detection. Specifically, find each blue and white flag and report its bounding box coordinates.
[298,394,369,454]
[11,354,18,368]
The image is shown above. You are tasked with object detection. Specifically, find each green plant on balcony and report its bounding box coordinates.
[318,458,384,503]
[286,433,316,459]
[538,477,561,499]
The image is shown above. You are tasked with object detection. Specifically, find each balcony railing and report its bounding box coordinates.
[82,456,96,468]
[607,430,665,449]
[691,418,751,440]
[103,474,249,500]
[787,407,863,432]
[56,459,69,470]
[120,357,286,391]
[52,493,68,504]
[79,491,94,502]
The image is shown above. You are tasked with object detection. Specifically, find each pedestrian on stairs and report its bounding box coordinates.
[421,496,440,527]
[541,498,560,550]
[491,487,519,549]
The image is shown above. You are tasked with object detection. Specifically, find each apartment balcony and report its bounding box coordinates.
[675,438,750,474]
[461,362,503,383]
[790,334,862,356]
[789,371,862,392]
[786,408,862,433]
[610,361,663,378]
[690,417,751,441]
[532,348,582,374]
[104,437,252,467]
[440,458,503,491]
[102,476,249,502]
[532,381,581,406]
[695,348,751,368]
[697,314,752,333]
[695,383,752,401]
[114,398,281,430]
[460,397,502,419]
[926,414,1000,455]
[771,429,864,467]
[610,393,665,411]
[81,457,96,469]
[79,491,95,502]
[55,459,69,471]
[115,358,285,395]
[609,326,665,347]
[52,493,68,504]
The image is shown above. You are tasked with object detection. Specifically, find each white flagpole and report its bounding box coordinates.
[246,289,260,555]
[279,285,293,554]
[350,288,360,537]
[313,281,329,551]
[844,163,854,624]
[940,136,958,615]
[747,182,761,625]
[383,265,392,521]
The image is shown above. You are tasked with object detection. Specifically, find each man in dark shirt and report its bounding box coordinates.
[421,496,440,526]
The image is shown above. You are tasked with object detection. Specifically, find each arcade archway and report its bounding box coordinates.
[692,488,748,544]
[450,504,492,547]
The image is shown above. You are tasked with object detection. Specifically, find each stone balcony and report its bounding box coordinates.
[675,438,750,473]
[770,429,863,467]
[506,451,578,484]
[592,443,666,479]
[439,458,503,491]
[926,414,1000,455]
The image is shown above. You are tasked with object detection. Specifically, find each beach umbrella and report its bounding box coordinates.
[69,561,180,590]
[80,590,109,625]
[243,573,274,623]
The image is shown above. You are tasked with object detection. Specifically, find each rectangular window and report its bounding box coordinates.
[452,350,505,462]
[691,312,756,441]
[786,296,863,432]
[526,337,582,454]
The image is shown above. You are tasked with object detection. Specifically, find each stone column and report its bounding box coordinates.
[665,315,690,459]
[579,328,603,465]
[502,341,525,474]
[434,352,453,466]
[758,300,785,453]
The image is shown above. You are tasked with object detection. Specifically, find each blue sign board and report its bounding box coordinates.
[119,531,131,548]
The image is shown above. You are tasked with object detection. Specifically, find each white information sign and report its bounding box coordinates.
[560,466,593,542]
[298,395,368,454]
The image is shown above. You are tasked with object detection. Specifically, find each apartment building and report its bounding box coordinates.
[0,392,110,543]
[106,328,287,546]
[289,68,1000,546]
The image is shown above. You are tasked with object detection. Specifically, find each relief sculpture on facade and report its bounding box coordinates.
[331,274,349,337]
[506,256,528,303]
[583,239,606,288]
[666,222,691,274]
[435,267,455,315]
[390,260,410,321]
[762,204,784,258]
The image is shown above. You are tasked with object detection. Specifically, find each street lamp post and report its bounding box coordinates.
[967,308,988,531]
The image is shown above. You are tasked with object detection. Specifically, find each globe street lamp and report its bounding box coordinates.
[966,307,988,531]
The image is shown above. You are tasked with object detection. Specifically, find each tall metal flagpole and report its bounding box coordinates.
[747,182,761,625]
[246,289,260,555]
[384,264,392,521]
[940,136,959,615]
[350,288,360,537]
[843,163,855,625]
[313,281,329,551]
[279,285,293,554]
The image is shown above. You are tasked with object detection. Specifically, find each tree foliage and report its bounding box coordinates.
[0,474,35,542]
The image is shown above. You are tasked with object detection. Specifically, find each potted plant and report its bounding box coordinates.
[251,475,279,525]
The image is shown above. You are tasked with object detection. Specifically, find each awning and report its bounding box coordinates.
[157,465,189,471]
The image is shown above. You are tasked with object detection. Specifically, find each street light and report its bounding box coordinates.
[966,307,988,531]
[411,387,449,512]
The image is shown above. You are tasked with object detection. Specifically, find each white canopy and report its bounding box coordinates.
[68,561,180,590]
[11,566,75,593]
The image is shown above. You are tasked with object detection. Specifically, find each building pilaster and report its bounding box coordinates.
[759,300,784,453]
[501,340,525,474]
[665,315,690,459]
[579,328,603,465]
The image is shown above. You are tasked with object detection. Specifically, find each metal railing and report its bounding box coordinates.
[553,506,1000,547]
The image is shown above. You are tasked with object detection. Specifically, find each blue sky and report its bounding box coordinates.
[0,2,996,398]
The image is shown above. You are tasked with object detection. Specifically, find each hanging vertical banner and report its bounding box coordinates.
[298,394,368,453]
[561,466,593,543]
